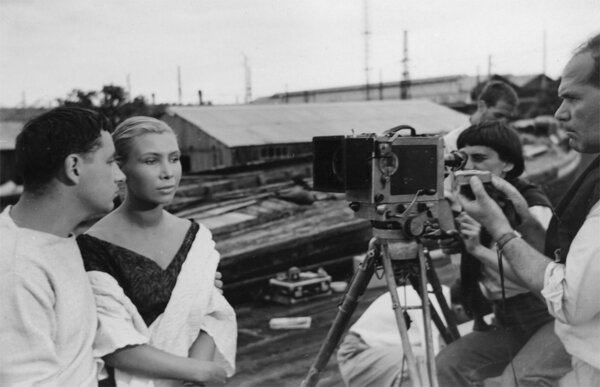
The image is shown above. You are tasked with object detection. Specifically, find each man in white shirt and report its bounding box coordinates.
[0,107,124,386]
[458,33,600,385]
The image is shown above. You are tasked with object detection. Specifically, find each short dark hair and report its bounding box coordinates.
[574,33,600,88]
[478,81,519,109]
[457,120,524,180]
[15,107,112,192]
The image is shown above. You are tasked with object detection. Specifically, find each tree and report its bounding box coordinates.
[57,85,166,126]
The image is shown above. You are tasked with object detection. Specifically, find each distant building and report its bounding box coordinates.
[253,74,559,119]
[253,75,479,112]
[162,99,468,173]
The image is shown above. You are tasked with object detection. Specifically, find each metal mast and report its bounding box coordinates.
[177,66,182,105]
[401,30,411,99]
[243,54,252,104]
[363,0,371,100]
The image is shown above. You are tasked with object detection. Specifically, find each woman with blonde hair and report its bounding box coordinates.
[77,116,236,386]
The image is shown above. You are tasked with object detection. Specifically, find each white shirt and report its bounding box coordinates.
[443,123,470,154]
[542,199,600,370]
[350,286,450,357]
[0,207,98,387]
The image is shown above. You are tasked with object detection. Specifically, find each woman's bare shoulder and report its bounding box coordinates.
[85,212,127,241]
[164,211,192,230]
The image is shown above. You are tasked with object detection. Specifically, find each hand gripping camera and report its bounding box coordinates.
[313,125,465,238]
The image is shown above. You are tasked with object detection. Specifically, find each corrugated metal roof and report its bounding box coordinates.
[0,121,23,150]
[166,99,468,148]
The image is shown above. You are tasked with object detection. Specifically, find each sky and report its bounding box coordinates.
[1,0,599,107]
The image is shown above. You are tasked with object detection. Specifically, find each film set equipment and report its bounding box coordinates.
[302,126,467,387]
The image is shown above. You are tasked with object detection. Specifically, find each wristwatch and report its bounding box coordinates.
[495,230,522,251]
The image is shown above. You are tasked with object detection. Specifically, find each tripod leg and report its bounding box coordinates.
[301,239,378,387]
[423,247,461,341]
[380,241,424,387]
[407,273,454,346]
[418,245,438,387]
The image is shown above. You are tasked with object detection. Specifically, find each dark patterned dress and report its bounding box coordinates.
[76,221,199,386]
[77,221,199,326]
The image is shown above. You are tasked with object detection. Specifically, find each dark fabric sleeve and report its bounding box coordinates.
[511,178,553,208]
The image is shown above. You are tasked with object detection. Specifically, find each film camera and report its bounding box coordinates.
[305,126,465,387]
[313,125,465,237]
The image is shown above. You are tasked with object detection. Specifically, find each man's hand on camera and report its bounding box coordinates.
[457,212,484,255]
[457,176,513,240]
[438,229,464,255]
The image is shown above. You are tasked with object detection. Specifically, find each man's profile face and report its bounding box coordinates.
[470,99,515,125]
[555,52,600,153]
[77,131,124,215]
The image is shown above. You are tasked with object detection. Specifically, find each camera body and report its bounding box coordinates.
[313,126,448,230]
[314,129,444,202]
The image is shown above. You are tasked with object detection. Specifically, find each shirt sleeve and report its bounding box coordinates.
[0,272,60,385]
[542,200,600,324]
[528,205,553,230]
[87,271,149,359]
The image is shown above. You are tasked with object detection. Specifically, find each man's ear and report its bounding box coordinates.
[63,154,82,184]
[502,161,514,175]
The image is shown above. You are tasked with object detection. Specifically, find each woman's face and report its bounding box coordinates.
[460,145,513,178]
[120,132,181,205]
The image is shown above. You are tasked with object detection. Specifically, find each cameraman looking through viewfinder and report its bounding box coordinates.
[436,121,571,387]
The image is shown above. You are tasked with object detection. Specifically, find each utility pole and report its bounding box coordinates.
[177,66,182,105]
[487,55,493,80]
[126,74,132,101]
[541,29,548,91]
[363,0,371,101]
[401,30,411,100]
[243,54,252,104]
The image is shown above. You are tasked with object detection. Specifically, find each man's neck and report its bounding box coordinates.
[10,191,85,237]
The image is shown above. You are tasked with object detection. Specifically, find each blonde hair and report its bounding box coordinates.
[113,116,176,161]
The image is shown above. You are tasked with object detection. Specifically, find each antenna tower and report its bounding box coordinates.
[363,0,371,100]
[401,30,411,99]
[177,66,182,105]
[243,54,252,104]
[126,74,132,101]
